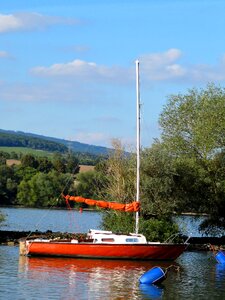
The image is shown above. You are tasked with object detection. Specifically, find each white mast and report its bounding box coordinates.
[135,60,140,234]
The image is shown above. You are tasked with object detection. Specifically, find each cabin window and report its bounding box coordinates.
[125,238,139,243]
[101,238,115,242]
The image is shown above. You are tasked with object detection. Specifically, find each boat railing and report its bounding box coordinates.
[164,233,191,244]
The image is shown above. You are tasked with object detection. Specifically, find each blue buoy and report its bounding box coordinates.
[215,251,225,264]
[139,266,167,285]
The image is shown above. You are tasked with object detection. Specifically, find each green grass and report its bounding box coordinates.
[0,146,54,158]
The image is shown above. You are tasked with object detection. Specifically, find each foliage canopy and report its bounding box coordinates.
[159,84,225,234]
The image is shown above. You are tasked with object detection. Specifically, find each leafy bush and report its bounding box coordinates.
[139,218,180,242]
[101,211,180,242]
[101,211,135,233]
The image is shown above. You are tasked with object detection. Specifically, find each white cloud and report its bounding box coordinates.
[32,59,98,76]
[3,49,225,106]
[0,14,22,32]
[31,59,131,84]
[0,12,78,33]
[139,49,225,83]
[139,49,187,80]
[32,50,225,85]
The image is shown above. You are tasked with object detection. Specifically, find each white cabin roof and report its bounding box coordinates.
[88,229,147,244]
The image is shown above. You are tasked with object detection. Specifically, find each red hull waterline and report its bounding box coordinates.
[23,241,187,261]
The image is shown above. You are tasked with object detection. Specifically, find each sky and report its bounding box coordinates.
[0,0,225,149]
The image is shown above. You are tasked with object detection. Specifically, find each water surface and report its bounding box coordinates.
[1,246,225,299]
[0,207,225,299]
[0,207,215,237]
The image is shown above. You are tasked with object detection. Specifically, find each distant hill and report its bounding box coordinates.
[0,129,112,156]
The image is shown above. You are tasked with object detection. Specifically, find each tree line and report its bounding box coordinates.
[1,84,225,240]
[0,132,68,153]
[0,152,80,207]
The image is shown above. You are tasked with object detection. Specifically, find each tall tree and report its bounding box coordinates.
[159,84,225,234]
[101,139,136,202]
[99,139,137,233]
[159,84,225,160]
[141,142,177,217]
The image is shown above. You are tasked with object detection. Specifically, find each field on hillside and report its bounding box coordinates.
[1,147,97,167]
[0,146,54,158]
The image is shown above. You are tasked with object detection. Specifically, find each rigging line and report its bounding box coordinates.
[25,164,79,240]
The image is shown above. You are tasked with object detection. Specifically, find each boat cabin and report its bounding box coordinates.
[87,229,147,244]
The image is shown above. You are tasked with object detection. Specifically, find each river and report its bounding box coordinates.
[0,207,225,299]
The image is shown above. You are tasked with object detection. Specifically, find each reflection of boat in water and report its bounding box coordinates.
[19,255,178,273]
[18,256,175,299]
[19,61,188,261]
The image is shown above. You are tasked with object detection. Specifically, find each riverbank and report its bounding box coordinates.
[1,230,225,251]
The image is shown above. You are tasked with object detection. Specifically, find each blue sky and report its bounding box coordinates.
[0,0,225,149]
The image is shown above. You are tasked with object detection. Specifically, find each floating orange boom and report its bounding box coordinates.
[63,195,140,212]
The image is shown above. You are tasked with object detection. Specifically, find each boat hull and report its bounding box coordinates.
[25,241,187,260]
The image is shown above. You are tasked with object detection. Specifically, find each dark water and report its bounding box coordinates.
[0,208,225,299]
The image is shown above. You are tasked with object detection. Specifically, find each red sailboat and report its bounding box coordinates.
[20,61,188,260]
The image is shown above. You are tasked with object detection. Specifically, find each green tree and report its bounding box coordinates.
[101,211,135,234]
[100,139,136,202]
[159,84,225,159]
[37,157,53,173]
[98,140,137,233]
[14,165,37,181]
[0,151,9,164]
[172,157,210,213]
[17,171,71,207]
[0,165,17,205]
[139,218,179,242]
[159,84,225,234]
[76,170,106,199]
[65,153,80,174]
[141,142,177,217]
[52,153,66,173]
[99,140,180,239]
[21,154,39,169]
[0,156,6,165]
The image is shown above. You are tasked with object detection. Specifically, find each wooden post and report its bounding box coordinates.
[19,239,27,256]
